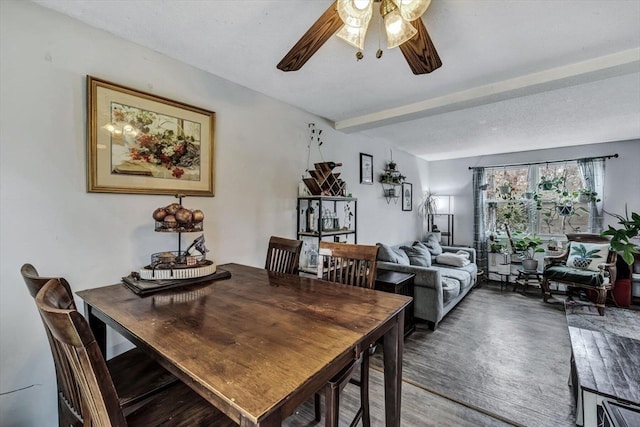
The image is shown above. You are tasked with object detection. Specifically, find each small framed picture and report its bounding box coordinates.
[402,182,413,211]
[360,153,373,184]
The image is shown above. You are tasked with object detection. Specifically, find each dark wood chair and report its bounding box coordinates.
[21,264,177,427]
[541,234,617,315]
[35,278,237,427]
[265,236,303,274]
[314,241,380,427]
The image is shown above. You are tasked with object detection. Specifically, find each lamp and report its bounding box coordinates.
[381,0,417,48]
[398,0,431,21]
[335,0,430,52]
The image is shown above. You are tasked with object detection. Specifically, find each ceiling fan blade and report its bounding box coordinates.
[277,1,344,72]
[399,18,442,75]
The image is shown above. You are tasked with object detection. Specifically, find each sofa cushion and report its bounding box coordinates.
[377,243,410,265]
[400,242,432,267]
[442,277,461,304]
[432,265,475,291]
[423,233,443,256]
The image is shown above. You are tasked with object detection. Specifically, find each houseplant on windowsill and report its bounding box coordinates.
[513,235,545,271]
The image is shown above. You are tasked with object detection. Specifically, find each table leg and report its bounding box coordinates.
[84,303,107,358]
[383,309,404,427]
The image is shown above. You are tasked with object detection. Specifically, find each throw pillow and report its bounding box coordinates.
[376,243,411,265]
[566,242,610,271]
[435,252,470,267]
[377,243,397,263]
[423,233,443,256]
[400,242,432,267]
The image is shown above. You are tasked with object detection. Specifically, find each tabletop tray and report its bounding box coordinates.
[122,268,231,296]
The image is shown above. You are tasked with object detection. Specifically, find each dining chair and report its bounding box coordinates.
[541,234,617,315]
[35,277,237,427]
[21,263,177,427]
[265,236,303,275]
[315,241,380,427]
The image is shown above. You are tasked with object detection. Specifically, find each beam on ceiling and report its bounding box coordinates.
[334,48,640,133]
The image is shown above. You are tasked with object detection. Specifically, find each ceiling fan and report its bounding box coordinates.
[277,0,442,75]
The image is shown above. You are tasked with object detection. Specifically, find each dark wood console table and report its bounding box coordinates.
[375,270,415,337]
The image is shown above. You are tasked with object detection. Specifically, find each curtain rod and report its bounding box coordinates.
[468,154,618,170]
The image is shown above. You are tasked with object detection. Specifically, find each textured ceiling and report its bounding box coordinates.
[33,0,640,160]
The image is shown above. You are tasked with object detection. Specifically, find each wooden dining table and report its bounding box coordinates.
[77,263,412,427]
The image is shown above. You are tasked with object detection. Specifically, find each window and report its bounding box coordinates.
[484,162,597,238]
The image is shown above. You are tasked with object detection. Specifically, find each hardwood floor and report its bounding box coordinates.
[284,281,576,427]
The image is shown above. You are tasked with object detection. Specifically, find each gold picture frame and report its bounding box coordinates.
[87,76,215,196]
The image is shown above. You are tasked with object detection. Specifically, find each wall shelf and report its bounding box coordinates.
[296,196,357,273]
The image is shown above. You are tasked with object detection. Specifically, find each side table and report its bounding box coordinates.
[375,270,415,337]
[514,268,542,294]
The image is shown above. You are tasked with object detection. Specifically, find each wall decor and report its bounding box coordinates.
[402,182,413,211]
[360,153,373,184]
[87,76,215,196]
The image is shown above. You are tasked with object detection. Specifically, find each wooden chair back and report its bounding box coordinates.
[265,236,303,275]
[21,264,84,427]
[36,278,127,427]
[318,241,379,288]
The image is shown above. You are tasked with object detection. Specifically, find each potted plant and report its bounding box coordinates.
[418,190,438,217]
[498,183,512,197]
[556,193,574,216]
[538,176,564,191]
[601,207,640,265]
[574,188,600,204]
[513,235,545,271]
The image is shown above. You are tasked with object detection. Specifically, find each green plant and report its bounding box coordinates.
[418,190,437,218]
[601,207,640,265]
[538,176,564,191]
[573,188,600,203]
[513,235,545,259]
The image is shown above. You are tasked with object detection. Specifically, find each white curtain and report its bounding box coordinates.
[577,158,605,233]
[472,168,487,272]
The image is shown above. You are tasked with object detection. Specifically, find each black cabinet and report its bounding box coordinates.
[375,270,415,337]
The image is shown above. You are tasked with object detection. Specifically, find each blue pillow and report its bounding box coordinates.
[423,233,443,256]
[400,242,432,267]
[377,243,410,265]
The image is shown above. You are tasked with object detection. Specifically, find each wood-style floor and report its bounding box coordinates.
[283,281,576,427]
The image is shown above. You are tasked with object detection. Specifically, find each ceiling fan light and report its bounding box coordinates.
[398,0,431,21]
[336,24,369,50]
[383,9,417,48]
[337,0,373,29]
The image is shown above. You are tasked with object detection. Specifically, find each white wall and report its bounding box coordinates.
[427,140,640,246]
[0,2,428,425]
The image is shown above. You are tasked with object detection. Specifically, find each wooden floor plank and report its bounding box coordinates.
[369,282,575,426]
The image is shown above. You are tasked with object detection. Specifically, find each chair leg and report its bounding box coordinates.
[314,392,321,422]
[325,384,339,427]
[595,288,606,316]
[360,352,370,427]
[541,278,551,302]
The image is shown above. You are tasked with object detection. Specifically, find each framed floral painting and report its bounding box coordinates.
[87,76,215,196]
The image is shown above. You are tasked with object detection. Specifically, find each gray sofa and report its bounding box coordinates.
[376,240,478,330]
